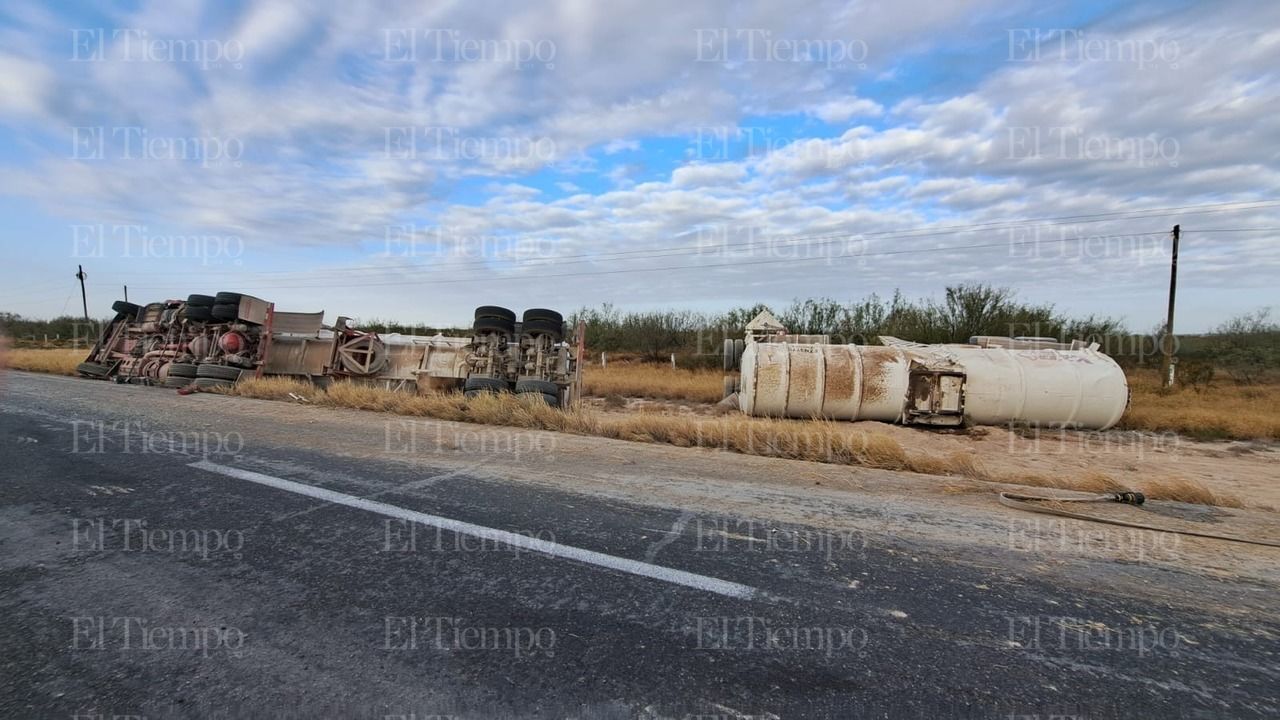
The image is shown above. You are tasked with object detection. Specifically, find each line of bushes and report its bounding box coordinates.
[4,285,1275,382]
[569,285,1279,380]
[572,284,1126,363]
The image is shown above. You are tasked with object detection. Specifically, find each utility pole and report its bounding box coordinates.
[75,264,89,322]
[123,284,128,303]
[1160,225,1180,388]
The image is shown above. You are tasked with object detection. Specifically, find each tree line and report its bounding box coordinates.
[4,285,1275,380]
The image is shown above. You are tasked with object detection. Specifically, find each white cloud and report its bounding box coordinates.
[671,162,746,187]
[231,0,312,60]
[1,0,1277,331]
[0,54,54,118]
[807,96,883,123]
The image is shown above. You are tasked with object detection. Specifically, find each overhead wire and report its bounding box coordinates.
[125,230,1178,291]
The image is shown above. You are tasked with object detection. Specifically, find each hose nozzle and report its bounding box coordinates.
[1111,491,1145,506]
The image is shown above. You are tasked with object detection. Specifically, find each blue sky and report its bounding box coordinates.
[0,0,1277,332]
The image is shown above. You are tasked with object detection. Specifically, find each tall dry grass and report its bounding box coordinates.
[2,351,1265,506]
[226,378,1240,505]
[584,364,723,403]
[1119,370,1280,440]
[590,362,1280,442]
[998,470,1243,508]
[230,378,949,476]
[0,347,83,375]
[10,349,1280,442]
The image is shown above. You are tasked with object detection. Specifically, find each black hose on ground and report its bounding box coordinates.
[997,490,1280,548]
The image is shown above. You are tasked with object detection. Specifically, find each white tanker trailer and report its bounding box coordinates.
[728,312,1129,430]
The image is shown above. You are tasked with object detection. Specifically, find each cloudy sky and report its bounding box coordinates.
[0,0,1277,332]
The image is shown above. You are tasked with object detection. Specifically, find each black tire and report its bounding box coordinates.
[214,292,243,305]
[519,389,560,407]
[186,294,215,307]
[168,362,198,378]
[76,361,110,378]
[193,377,233,390]
[522,308,563,324]
[162,377,192,389]
[520,318,563,340]
[473,316,515,335]
[211,303,239,322]
[111,300,141,317]
[184,305,213,322]
[733,339,745,368]
[515,378,560,396]
[196,364,244,381]
[474,306,516,322]
[464,376,509,396]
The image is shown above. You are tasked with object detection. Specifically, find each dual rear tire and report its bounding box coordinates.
[196,364,246,382]
[474,306,516,336]
[111,301,141,318]
[723,338,745,371]
[76,361,111,378]
[463,375,508,399]
[184,294,214,322]
[472,307,566,341]
[185,292,242,323]
[463,376,561,408]
[515,378,561,408]
[193,361,242,390]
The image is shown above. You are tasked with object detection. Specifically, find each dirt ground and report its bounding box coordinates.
[5,370,1278,604]
[583,395,1280,512]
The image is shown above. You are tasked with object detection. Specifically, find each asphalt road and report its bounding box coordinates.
[1,371,1276,719]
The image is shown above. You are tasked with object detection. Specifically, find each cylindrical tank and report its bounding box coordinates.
[739,343,1129,430]
[740,343,910,422]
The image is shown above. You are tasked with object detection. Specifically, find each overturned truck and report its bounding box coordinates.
[78,293,583,407]
[723,311,1129,430]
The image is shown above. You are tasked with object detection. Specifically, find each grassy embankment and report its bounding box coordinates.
[2,348,1264,506]
[586,363,1280,441]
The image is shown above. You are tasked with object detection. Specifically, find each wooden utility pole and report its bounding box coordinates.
[1160,225,1180,388]
[75,264,89,322]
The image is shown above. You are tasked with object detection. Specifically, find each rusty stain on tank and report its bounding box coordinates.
[858,347,899,404]
[756,345,785,396]
[823,347,854,404]
[790,351,818,401]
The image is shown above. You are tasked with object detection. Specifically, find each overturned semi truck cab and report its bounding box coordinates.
[78,294,583,408]
[724,311,1129,430]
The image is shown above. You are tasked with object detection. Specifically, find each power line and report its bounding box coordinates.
[115,224,1278,293]
[125,230,1174,291]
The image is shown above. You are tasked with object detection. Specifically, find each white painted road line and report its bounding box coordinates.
[189,460,759,600]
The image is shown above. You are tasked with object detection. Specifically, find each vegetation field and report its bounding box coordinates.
[5,346,1279,443]
[3,346,1272,508]
[0,347,82,375]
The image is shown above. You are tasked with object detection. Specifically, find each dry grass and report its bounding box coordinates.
[589,362,1280,442]
[16,350,1278,442]
[231,377,599,434]
[230,379,1247,506]
[228,377,968,476]
[991,469,1241,508]
[584,364,723,403]
[1119,370,1280,441]
[0,347,83,375]
[5,352,1263,507]
[1143,478,1244,508]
